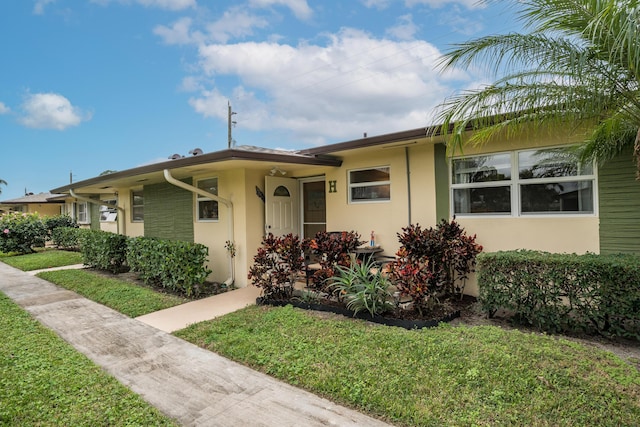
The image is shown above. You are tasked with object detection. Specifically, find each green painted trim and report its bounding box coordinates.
[599,147,640,254]
[144,179,194,242]
[434,143,450,222]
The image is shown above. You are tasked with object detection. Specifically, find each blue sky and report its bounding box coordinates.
[0,0,521,200]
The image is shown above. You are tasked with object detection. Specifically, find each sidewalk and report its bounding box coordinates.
[0,262,392,427]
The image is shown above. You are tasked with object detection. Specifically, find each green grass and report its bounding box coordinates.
[36,269,189,317]
[175,304,640,427]
[0,249,83,271]
[0,292,177,426]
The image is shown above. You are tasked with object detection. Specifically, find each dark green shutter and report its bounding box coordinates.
[599,147,640,254]
[434,143,450,222]
[144,180,194,242]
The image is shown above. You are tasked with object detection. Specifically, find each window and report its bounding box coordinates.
[131,190,144,222]
[348,166,390,203]
[100,199,118,222]
[197,177,219,221]
[451,147,595,216]
[77,202,89,223]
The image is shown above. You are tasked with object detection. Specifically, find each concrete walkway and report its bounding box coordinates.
[0,262,392,427]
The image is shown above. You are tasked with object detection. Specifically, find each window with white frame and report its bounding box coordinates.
[100,199,118,222]
[197,177,219,221]
[348,166,391,203]
[131,190,144,222]
[77,202,89,223]
[451,147,595,216]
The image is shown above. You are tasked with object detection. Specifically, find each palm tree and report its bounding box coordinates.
[433,0,640,171]
[0,179,6,195]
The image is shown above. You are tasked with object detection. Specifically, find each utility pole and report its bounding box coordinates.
[228,101,237,148]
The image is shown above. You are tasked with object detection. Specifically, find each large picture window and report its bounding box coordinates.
[100,199,118,222]
[197,177,219,221]
[451,147,595,216]
[348,166,390,203]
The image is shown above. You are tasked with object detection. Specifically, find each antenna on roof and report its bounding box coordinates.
[228,101,237,149]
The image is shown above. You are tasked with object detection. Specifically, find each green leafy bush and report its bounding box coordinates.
[126,236,212,297]
[0,212,48,254]
[478,251,640,338]
[50,225,81,250]
[249,233,307,299]
[331,257,394,317]
[79,229,128,273]
[44,214,78,235]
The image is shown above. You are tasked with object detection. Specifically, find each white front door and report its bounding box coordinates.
[265,176,299,236]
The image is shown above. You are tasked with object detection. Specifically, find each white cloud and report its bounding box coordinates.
[19,93,91,130]
[386,14,418,40]
[33,0,56,15]
[154,17,203,45]
[405,0,486,10]
[0,102,10,115]
[90,0,196,11]
[189,28,475,144]
[361,0,393,10]
[205,7,270,43]
[438,5,485,35]
[248,0,312,20]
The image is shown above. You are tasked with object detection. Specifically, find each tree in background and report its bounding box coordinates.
[434,0,640,172]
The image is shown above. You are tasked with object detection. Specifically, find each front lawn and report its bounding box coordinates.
[0,292,177,426]
[175,304,640,427]
[0,249,83,271]
[37,269,189,317]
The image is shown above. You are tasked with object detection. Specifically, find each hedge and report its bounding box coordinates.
[126,236,212,297]
[478,250,640,339]
[79,229,128,274]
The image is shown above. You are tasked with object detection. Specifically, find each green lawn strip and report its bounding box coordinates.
[0,292,177,426]
[175,305,640,427]
[0,249,83,271]
[36,269,188,318]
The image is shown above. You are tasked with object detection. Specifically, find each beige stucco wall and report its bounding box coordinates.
[118,187,144,237]
[323,142,437,258]
[26,204,63,217]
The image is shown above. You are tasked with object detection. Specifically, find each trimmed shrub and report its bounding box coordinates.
[79,229,128,273]
[478,251,640,339]
[126,236,212,297]
[0,212,48,254]
[44,214,78,236]
[51,226,81,250]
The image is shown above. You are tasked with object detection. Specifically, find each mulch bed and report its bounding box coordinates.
[257,294,477,330]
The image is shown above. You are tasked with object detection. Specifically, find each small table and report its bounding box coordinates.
[354,246,383,264]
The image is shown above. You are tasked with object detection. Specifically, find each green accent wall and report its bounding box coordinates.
[90,201,100,230]
[144,179,194,242]
[599,147,640,254]
[434,143,450,222]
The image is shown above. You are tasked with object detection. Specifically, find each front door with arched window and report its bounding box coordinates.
[265,176,299,236]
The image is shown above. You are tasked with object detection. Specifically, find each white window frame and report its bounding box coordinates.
[131,190,144,223]
[77,202,89,224]
[348,166,391,204]
[451,146,597,217]
[196,177,219,222]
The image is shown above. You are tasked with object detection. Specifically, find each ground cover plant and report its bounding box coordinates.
[0,293,177,426]
[0,249,82,271]
[36,269,189,318]
[175,304,640,427]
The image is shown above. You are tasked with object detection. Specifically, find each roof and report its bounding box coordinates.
[0,192,66,204]
[49,126,449,196]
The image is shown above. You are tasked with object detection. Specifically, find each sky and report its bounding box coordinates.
[0,0,522,201]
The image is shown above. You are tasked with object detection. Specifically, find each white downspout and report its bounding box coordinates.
[163,169,235,287]
[69,189,126,235]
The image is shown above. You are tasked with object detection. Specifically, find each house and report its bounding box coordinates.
[49,124,640,295]
[0,192,66,217]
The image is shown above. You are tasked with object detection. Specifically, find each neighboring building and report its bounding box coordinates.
[0,192,65,217]
[49,125,640,295]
